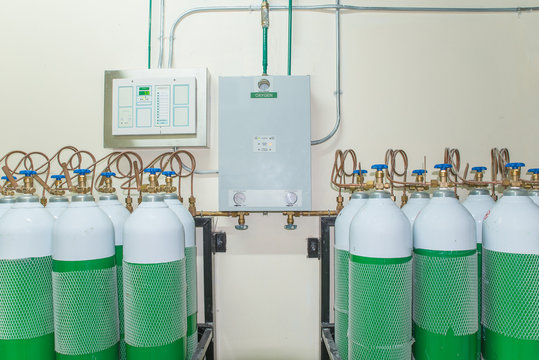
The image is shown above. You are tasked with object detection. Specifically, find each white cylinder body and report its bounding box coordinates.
[99,196,130,247]
[350,192,412,258]
[164,196,195,248]
[462,189,495,245]
[401,192,430,227]
[414,191,476,251]
[0,196,16,218]
[483,189,539,254]
[0,196,54,259]
[0,195,55,358]
[529,190,539,206]
[333,192,368,360]
[335,193,369,251]
[124,196,184,264]
[53,196,115,261]
[46,196,69,220]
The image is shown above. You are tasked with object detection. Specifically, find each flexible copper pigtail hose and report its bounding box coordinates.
[384,149,409,203]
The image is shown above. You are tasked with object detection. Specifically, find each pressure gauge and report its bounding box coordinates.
[233,192,246,205]
[285,192,298,205]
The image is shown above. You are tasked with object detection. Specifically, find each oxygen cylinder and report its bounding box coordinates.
[462,166,495,357]
[401,169,430,226]
[162,170,198,359]
[98,172,130,360]
[52,169,119,359]
[123,168,187,359]
[0,170,55,359]
[46,175,68,220]
[348,164,412,359]
[482,163,539,359]
[334,169,368,360]
[413,163,478,359]
[528,168,539,205]
[0,176,17,217]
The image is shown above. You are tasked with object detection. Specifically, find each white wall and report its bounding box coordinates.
[2,1,539,359]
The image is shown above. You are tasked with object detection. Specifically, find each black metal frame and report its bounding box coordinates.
[320,216,341,360]
[194,217,215,360]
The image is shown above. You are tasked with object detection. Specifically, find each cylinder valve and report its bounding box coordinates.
[19,170,37,194]
[98,172,116,193]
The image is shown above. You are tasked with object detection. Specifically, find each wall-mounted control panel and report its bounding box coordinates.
[112,77,196,135]
[219,76,312,212]
[104,68,208,148]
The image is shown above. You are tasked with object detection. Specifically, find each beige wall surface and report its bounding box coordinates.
[1,1,538,359]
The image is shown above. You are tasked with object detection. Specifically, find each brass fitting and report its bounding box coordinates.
[432,164,453,189]
[336,194,344,214]
[141,168,161,194]
[261,0,269,28]
[470,166,488,188]
[188,196,196,217]
[50,175,66,196]
[72,169,91,194]
[409,170,429,192]
[529,169,539,189]
[401,194,409,207]
[283,211,298,230]
[18,170,36,195]
[1,176,16,196]
[40,197,47,207]
[370,165,390,191]
[125,196,133,213]
[98,172,116,193]
[504,163,525,188]
[161,171,177,194]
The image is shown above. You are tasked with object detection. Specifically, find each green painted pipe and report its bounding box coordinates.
[287,0,292,75]
[148,0,152,69]
[262,27,268,75]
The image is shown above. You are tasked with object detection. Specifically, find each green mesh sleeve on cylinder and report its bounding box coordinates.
[413,250,478,336]
[116,245,125,360]
[124,258,187,349]
[185,246,198,359]
[334,248,349,360]
[52,266,120,356]
[349,255,412,360]
[482,249,539,340]
[0,256,54,340]
[477,243,482,360]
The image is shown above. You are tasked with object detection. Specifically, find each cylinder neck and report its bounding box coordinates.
[15,194,39,203]
[469,188,490,196]
[433,189,456,198]
[369,190,390,199]
[99,194,119,201]
[410,191,430,199]
[71,194,95,202]
[142,194,164,202]
[351,192,369,200]
[503,188,528,197]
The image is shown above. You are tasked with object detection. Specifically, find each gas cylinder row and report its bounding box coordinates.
[334,163,539,360]
[0,168,197,360]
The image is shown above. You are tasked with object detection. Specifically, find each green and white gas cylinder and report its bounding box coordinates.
[334,169,368,360]
[52,169,119,360]
[482,163,539,359]
[413,163,478,360]
[98,172,131,360]
[0,170,55,359]
[527,168,539,206]
[46,175,68,220]
[123,168,187,359]
[162,170,198,359]
[348,164,413,360]
[462,165,495,358]
[0,176,17,217]
[401,169,430,226]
